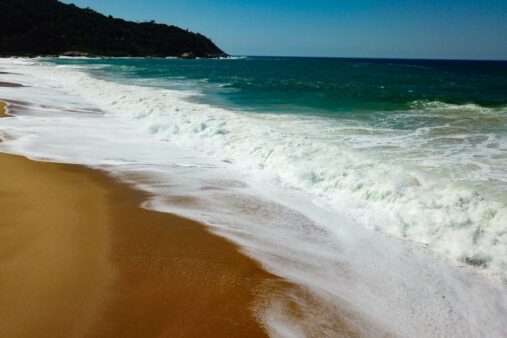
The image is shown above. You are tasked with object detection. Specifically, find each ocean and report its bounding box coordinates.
[0,56,506,336]
[49,56,507,272]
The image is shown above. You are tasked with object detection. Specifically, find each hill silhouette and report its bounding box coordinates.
[0,0,227,58]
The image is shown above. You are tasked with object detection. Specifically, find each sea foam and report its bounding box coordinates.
[16,58,507,276]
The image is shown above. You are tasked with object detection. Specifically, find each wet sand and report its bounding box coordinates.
[0,151,284,337]
[0,85,282,337]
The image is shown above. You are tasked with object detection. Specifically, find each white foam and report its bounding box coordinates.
[7,58,506,276]
[1,58,506,337]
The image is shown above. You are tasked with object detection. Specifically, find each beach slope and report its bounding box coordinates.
[0,152,278,337]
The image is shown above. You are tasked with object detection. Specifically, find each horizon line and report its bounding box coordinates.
[239,54,507,62]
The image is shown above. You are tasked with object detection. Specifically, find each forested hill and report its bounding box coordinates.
[0,0,227,58]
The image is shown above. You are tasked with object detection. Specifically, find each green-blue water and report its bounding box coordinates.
[52,56,507,111]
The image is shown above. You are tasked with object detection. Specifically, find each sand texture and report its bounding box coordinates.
[0,153,282,337]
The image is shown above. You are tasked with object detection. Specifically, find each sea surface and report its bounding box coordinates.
[1,56,506,336]
[49,56,507,272]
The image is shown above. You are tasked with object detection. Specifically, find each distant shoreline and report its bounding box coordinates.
[0,0,227,60]
[0,51,225,60]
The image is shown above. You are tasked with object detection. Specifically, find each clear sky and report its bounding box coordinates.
[61,0,507,60]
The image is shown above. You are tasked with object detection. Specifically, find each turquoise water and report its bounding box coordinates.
[45,56,507,273]
[52,56,507,113]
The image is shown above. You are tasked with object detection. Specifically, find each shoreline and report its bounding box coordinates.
[0,82,359,336]
[2,59,506,337]
[0,96,285,336]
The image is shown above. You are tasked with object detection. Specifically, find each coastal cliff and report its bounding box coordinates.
[0,0,227,58]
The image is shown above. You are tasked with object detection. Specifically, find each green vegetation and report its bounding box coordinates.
[0,0,227,58]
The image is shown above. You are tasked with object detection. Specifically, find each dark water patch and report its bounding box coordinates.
[0,81,24,87]
[463,254,492,268]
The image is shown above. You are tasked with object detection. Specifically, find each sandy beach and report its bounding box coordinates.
[0,99,285,337]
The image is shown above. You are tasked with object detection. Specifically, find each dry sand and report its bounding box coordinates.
[0,150,285,337]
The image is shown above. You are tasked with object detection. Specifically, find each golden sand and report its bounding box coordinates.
[0,153,284,337]
[0,100,7,117]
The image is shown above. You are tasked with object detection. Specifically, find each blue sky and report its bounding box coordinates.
[61,0,507,60]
